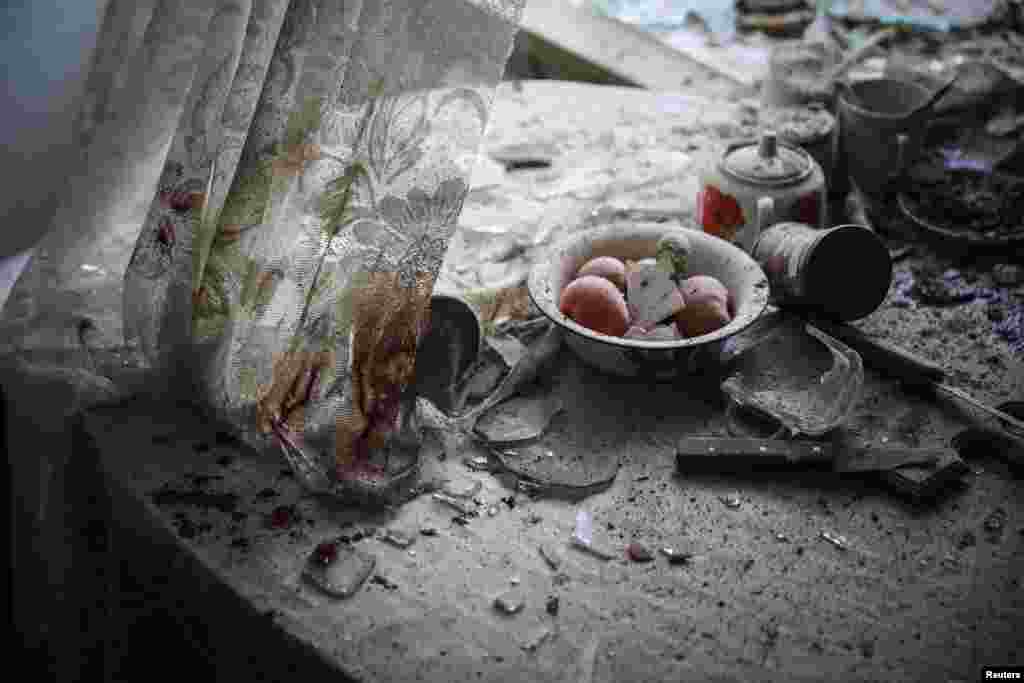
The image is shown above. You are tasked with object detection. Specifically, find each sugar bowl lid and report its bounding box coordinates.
[721,132,812,186]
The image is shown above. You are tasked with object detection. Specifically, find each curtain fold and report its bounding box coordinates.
[2,0,526,498]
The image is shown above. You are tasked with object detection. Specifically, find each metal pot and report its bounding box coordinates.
[527,223,769,380]
[698,132,827,253]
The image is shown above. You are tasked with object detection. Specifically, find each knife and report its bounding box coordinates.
[676,437,942,473]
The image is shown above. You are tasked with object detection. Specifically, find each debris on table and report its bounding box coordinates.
[661,547,694,565]
[474,393,565,445]
[720,493,743,510]
[539,542,563,570]
[493,591,526,616]
[485,333,529,369]
[984,507,1008,541]
[570,509,615,561]
[819,530,850,551]
[442,479,483,499]
[378,528,416,549]
[433,492,478,517]
[419,526,438,537]
[545,595,560,616]
[303,540,376,599]
[521,628,553,653]
[463,454,497,472]
[626,542,655,563]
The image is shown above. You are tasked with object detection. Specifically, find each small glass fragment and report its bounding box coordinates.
[493,591,525,615]
[521,628,552,652]
[474,394,564,445]
[660,547,693,565]
[545,595,560,616]
[820,531,849,551]
[626,542,654,562]
[433,492,477,516]
[487,505,500,517]
[443,479,483,499]
[378,528,415,549]
[570,535,614,561]
[303,541,376,599]
[984,507,1007,537]
[720,494,742,510]
[463,455,495,472]
[525,513,543,525]
[420,527,439,537]
[452,516,470,526]
[773,532,790,543]
[574,510,594,545]
[510,576,521,585]
[539,543,562,570]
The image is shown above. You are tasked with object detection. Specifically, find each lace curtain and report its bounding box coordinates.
[1,0,525,495]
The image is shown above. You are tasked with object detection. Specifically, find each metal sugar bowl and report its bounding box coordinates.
[698,132,827,253]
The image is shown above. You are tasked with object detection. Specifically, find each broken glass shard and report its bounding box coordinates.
[303,541,376,599]
[521,628,553,652]
[432,491,477,516]
[626,542,654,562]
[574,509,594,545]
[660,547,693,565]
[819,531,849,551]
[442,479,483,499]
[721,311,864,438]
[493,591,525,615]
[486,333,528,368]
[539,542,562,570]
[378,528,415,549]
[474,393,564,445]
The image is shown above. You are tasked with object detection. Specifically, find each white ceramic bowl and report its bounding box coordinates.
[527,224,769,379]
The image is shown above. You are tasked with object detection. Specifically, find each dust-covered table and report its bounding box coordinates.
[71,80,1024,681]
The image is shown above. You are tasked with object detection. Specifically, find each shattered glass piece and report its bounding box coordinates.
[419,526,438,537]
[462,325,564,421]
[539,542,562,570]
[660,547,693,565]
[463,454,497,472]
[492,437,619,499]
[303,541,376,599]
[722,312,864,437]
[493,591,525,615]
[570,535,614,561]
[487,505,500,517]
[442,479,482,499]
[432,491,477,516]
[626,542,654,562]
[486,333,528,369]
[378,528,415,549]
[574,509,594,545]
[545,595,560,616]
[773,532,791,543]
[521,628,553,652]
[719,494,742,510]
[474,393,564,445]
[984,507,1007,539]
[819,531,849,551]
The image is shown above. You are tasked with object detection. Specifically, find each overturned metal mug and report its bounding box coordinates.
[751,219,893,322]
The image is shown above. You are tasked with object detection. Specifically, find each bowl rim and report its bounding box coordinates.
[526,224,769,349]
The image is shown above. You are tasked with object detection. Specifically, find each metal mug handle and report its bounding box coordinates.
[755,196,775,236]
[892,133,910,191]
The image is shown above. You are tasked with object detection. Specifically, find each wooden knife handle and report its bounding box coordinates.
[676,437,831,471]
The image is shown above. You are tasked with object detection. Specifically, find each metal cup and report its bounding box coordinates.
[837,78,932,202]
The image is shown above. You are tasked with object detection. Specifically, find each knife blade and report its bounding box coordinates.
[675,437,941,473]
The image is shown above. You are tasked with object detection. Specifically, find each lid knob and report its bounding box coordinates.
[758,132,778,160]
